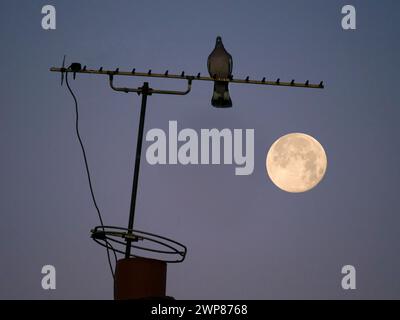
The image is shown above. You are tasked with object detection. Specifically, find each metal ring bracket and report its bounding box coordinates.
[91,226,187,263]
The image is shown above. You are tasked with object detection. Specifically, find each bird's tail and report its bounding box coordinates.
[211,81,232,108]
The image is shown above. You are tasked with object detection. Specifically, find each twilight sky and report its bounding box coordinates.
[1,0,400,299]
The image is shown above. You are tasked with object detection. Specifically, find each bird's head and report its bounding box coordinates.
[216,36,223,46]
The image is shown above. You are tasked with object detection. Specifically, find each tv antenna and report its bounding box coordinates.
[50,42,324,299]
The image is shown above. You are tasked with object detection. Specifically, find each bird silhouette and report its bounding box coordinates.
[207,36,233,108]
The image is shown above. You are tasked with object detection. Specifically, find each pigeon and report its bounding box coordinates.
[207,36,233,108]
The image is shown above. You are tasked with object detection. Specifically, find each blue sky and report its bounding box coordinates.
[0,0,400,299]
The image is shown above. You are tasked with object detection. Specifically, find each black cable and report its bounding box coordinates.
[65,72,116,279]
[106,239,118,266]
[105,239,118,277]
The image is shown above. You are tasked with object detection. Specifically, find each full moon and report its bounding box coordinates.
[266,133,327,193]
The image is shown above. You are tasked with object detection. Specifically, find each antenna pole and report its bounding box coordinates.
[125,82,149,258]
